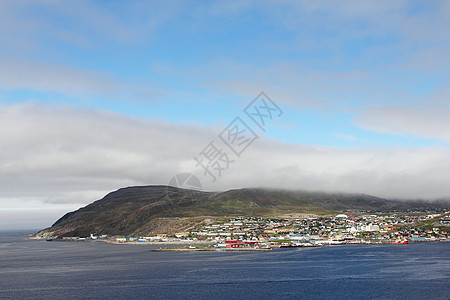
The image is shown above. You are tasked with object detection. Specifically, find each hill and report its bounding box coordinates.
[34,185,448,237]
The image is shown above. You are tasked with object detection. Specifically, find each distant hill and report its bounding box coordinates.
[35,185,449,237]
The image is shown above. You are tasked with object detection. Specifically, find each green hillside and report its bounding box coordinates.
[34,185,448,237]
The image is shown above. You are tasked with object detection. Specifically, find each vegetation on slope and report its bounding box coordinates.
[35,185,448,237]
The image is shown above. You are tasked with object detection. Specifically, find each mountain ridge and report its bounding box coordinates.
[35,185,449,237]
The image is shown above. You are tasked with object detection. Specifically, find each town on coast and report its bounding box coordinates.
[35,208,450,251]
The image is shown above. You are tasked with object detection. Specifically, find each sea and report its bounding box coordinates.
[0,231,449,300]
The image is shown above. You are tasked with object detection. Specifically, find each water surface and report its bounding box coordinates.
[0,231,449,299]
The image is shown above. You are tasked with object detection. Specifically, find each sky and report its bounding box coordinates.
[1,0,450,229]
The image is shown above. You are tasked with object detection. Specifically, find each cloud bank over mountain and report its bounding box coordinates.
[1,1,450,228]
[1,103,449,226]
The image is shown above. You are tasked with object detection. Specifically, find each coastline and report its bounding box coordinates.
[102,240,215,246]
[152,247,272,252]
[35,236,450,251]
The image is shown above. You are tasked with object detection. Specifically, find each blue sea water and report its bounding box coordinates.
[0,231,449,300]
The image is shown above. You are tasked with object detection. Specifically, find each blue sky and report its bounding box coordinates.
[1,1,448,148]
[1,1,450,229]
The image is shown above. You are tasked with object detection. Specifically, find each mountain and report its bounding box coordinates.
[35,185,448,237]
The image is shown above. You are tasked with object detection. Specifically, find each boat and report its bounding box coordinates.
[280,241,322,248]
[391,239,408,244]
[280,243,293,248]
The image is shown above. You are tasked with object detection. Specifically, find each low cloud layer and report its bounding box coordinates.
[1,103,450,228]
[2,103,450,209]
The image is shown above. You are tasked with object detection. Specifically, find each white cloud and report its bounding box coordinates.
[354,104,450,143]
[334,133,356,142]
[0,60,165,103]
[232,143,450,200]
[0,0,181,55]
[0,60,117,96]
[1,103,450,229]
[0,102,214,202]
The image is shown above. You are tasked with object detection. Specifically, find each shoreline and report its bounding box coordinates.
[36,237,450,249]
[102,240,215,245]
[153,247,272,252]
